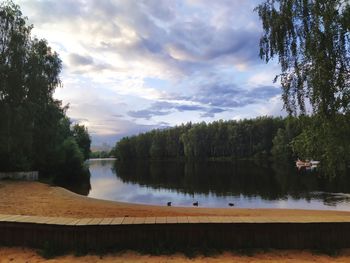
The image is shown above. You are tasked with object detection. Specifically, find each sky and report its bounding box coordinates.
[16,0,285,146]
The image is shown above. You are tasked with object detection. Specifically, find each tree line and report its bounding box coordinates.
[114,117,284,160]
[114,114,350,177]
[0,1,91,184]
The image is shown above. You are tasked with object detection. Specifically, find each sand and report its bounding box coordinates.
[1,181,350,219]
[1,247,350,263]
[2,180,350,262]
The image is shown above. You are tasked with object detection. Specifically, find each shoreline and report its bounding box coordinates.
[2,180,350,262]
[1,180,350,219]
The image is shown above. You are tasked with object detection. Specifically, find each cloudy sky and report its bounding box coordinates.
[16,0,284,146]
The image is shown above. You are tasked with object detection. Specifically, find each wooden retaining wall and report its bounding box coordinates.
[1,214,350,250]
[0,171,38,181]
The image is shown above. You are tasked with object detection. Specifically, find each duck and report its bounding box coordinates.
[193,201,199,206]
[228,203,234,207]
[167,202,172,207]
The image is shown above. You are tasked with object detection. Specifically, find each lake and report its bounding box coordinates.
[81,159,350,210]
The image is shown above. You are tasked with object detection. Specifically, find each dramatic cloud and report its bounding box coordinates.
[128,83,280,120]
[17,0,284,146]
[187,84,281,108]
[68,53,94,66]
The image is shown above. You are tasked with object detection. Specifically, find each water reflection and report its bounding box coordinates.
[56,167,91,196]
[84,159,350,210]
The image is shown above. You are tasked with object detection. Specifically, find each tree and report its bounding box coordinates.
[256,0,350,176]
[72,124,91,160]
[271,128,291,160]
[0,1,65,172]
[291,114,350,176]
[256,0,350,116]
[53,137,89,185]
[0,1,33,170]
[0,1,90,182]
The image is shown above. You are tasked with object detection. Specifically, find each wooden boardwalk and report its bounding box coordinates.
[1,214,350,250]
[2,214,350,225]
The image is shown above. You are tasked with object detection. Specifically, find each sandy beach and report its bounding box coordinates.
[2,180,350,262]
[2,181,350,219]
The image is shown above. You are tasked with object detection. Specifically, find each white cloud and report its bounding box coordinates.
[15,0,284,145]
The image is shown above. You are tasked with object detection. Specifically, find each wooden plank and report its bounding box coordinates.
[60,218,81,225]
[297,216,318,223]
[155,217,167,224]
[0,217,350,250]
[2,215,25,222]
[177,216,189,224]
[144,217,156,224]
[23,216,52,224]
[226,216,244,223]
[17,216,49,224]
[0,214,12,221]
[75,218,94,226]
[198,216,210,223]
[133,217,145,224]
[99,218,114,225]
[47,217,75,225]
[280,217,300,223]
[207,216,226,223]
[340,216,350,222]
[0,214,19,222]
[43,217,63,225]
[65,219,81,226]
[61,218,80,225]
[12,215,32,223]
[221,216,234,223]
[233,216,255,223]
[188,216,200,223]
[111,217,125,225]
[3,214,350,226]
[335,216,350,223]
[122,217,135,225]
[87,218,104,225]
[40,217,62,224]
[258,217,281,223]
[166,217,177,224]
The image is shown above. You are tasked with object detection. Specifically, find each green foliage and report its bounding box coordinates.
[115,117,284,161]
[256,0,350,116]
[0,1,90,182]
[0,0,63,172]
[150,131,166,159]
[72,124,91,160]
[256,0,350,176]
[59,138,84,173]
[115,114,350,177]
[291,114,350,176]
[115,137,136,160]
[53,137,91,185]
[271,117,302,161]
[271,128,291,160]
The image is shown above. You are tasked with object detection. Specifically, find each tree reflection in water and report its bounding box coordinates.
[113,160,350,204]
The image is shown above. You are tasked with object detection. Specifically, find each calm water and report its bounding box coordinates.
[82,159,350,210]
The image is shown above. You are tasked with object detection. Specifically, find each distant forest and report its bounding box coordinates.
[115,117,284,160]
[114,114,350,177]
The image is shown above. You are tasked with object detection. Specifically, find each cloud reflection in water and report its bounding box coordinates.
[86,159,350,210]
